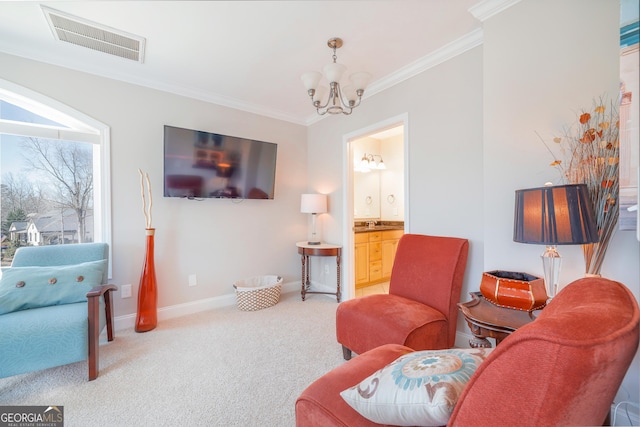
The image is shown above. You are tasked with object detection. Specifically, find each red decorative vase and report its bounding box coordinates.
[135,228,157,332]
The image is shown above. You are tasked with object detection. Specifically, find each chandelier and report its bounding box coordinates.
[301,37,371,116]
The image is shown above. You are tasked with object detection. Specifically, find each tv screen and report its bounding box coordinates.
[163,125,277,199]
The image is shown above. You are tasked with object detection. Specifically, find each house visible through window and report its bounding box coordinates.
[0,80,111,266]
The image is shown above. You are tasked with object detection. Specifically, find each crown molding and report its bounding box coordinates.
[469,0,523,22]
[366,28,484,98]
[0,46,306,126]
[1,25,489,128]
[304,28,484,126]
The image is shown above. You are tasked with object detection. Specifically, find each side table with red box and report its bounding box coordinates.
[458,292,541,347]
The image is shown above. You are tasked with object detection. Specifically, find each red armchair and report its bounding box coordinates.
[296,277,640,426]
[336,234,469,359]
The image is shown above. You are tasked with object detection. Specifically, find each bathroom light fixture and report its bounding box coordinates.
[301,193,328,245]
[356,153,386,172]
[301,38,371,116]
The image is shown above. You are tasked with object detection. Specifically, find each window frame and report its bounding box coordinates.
[0,78,112,277]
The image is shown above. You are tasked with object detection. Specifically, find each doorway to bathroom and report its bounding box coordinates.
[343,114,408,301]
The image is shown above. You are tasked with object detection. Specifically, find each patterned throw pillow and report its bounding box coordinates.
[0,260,106,315]
[340,347,493,426]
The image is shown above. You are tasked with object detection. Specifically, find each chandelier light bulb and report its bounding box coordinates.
[313,86,327,105]
[341,85,358,103]
[350,71,372,91]
[323,62,347,83]
[301,71,322,93]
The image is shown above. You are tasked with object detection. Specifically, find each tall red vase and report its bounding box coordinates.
[135,228,157,332]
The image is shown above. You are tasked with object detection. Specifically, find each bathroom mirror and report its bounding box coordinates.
[354,171,381,220]
[352,128,404,222]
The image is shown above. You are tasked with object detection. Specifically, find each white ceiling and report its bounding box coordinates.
[0,1,490,125]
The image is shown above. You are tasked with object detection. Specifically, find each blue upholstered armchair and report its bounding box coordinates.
[0,243,117,380]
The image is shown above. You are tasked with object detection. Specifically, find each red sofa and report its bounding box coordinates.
[296,277,640,426]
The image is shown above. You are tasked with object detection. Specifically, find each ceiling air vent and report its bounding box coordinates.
[42,6,146,63]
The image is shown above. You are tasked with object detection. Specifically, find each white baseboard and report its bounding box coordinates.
[114,291,501,345]
[113,280,301,331]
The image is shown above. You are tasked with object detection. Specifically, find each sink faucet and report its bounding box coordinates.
[367,220,377,229]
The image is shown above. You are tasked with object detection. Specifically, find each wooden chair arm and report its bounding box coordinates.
[87,284,118,298]
[87,284,117,381]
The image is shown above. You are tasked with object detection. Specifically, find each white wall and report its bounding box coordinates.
[380,134,405,221]
[482,0,639,407]
[483,0,626,287]
[307,45,485,309]
[0,52,308,319]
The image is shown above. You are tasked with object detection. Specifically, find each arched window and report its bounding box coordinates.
[0,79,111,263]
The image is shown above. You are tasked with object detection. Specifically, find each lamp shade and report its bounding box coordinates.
[513,184,599,245]
[349,71,372,91]
[323,62,347,83]
[341,84,357,103]
[301,193,327,214]
[301,71,322,91]
[313,86,327,103]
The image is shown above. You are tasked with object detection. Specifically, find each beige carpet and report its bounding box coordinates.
[0,292,345,426]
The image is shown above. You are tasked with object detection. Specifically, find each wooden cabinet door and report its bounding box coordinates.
[382,240,397,278]
[382,232,403,279]
[369,241,382,262]
[354,242,369,287]
[369,260,383,282]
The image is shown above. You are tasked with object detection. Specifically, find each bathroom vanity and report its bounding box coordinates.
[353,223,403,288]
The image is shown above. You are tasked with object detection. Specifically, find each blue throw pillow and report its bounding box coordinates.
[0,260,106,315]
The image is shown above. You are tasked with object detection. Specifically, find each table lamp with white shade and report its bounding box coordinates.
[301,193,328,245]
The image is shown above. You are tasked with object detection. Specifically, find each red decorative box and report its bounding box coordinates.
[480,270,547,311]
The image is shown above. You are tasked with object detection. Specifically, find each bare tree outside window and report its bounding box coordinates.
[20,137,93,243]
[0,171,48,215]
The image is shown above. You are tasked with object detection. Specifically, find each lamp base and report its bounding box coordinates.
[541,246,561,301]
[307,213,322,246]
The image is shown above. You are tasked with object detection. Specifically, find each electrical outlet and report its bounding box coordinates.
[188,274,197,287]
[324,265,330,274]
[121,284,132,298]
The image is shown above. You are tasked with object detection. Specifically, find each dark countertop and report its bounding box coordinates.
[354,222,404,233]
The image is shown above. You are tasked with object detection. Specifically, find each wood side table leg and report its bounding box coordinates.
[300,254,306,301]
[469,323,493,348]
[336,252,341,302]
[469,336,492,348]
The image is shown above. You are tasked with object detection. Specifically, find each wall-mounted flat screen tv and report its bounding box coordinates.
[163,125,277,199]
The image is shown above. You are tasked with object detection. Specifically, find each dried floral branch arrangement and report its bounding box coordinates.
[542,97,620,275]
[139,169,153,229]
